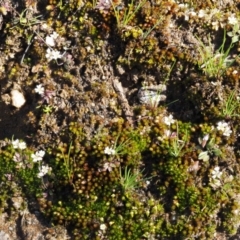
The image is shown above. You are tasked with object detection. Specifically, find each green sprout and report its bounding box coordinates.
[169,137,185,157]
[168,124,188,158]
[196,30,235,78]
[60,141,75,186]
[12,8,43,28]
[221,89,240,118]
[111,0,147,30]
[119,167,140,192]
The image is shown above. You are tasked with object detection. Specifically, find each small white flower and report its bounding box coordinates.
[46,48,62,61]
[12,139,20,149]
[12,139,27,150]
[34,84,45,95]
[41,23,49,29]
[198,9,205,18]
[211,166,222,179]
[216,121,232,137]
[228,14,238,25]
[222,126,232,137]
[217,121,228,132]
[18,142,27,150]
[50,31,59,39]
[211,21,219,31]
[45,36,55,47]
[37,164,51,178]
[31,150,45,162]
[163,114,175,126]
[104,146,116,155]
[232,70,238,75]
[99,224,107,231]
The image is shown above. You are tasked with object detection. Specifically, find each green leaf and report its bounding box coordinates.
[198,151,209,162]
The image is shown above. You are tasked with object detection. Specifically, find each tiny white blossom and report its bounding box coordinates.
[12,139,20,149]
[99,224,107,231]
[18,142,27,150]
[31,150,45,162]
[34,84,45,95]
[45,36,55,47]
[12,139,26,150]
[228,14,238,25]
[41,23,49,29]
[222,126,232,137]
[37,165,51,178]
[46,48,62,61]
[163,114,175,126]
[104,146,116,155]
[217,121,228,132]
[211,21,219,31]
[232,70,238,75]
[198,9,205,18]
[51,31,59,39]
[217,121,232,137]
[211,166,222,179]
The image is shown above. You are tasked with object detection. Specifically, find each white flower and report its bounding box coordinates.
[37,165,51,178]
[228,14,238,25]
[99,224,107,231]
[50,31,59,39]
[18,142,27,150]
[211,166,222,179]
[223,126,232,137]
[46,48,62,61]
[217,121,228,131]
[211,21,219,31]
[198,9,205,18]
[34,84,45,95]
[12,139,27,150]
[216,121,232,137]
[31,150,45,162]
[46,36,55,47]
[12,139,20,149]
[104,146,116,155]
[41,23,49,29]
[163,114,175,126]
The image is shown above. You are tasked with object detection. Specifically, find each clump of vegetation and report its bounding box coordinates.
[0,0,240,239]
